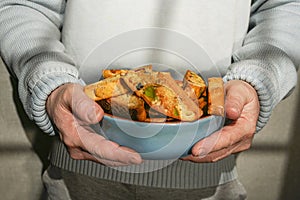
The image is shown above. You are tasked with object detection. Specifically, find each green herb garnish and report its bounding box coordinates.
[144,86,156,99]
[173,107,179,117]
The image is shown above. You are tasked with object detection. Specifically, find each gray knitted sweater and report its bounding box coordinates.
[0,0,299,189]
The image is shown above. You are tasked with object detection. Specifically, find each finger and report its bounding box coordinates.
[55,108,142,166]
[86,136,143,165]
[191,116,255,157]
[93,146,143,166]
[70,84,104,124]
[76,125,142,165]
[182,137,253,163]
[68,147,136,166]
[191,82,258,157]
[224,80,259,120]
[182,149,230,163]
[224,81,249,120]
[68,147,100,161]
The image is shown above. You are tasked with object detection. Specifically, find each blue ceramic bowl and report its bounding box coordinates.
[100,114,224,160]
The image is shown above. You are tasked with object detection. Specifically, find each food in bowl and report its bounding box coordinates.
[84,65,225,159]
[84,65,224,122]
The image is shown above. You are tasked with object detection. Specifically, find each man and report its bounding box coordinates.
[0,0,299,199]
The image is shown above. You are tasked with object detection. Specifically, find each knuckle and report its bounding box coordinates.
[244,145,251,151]
[64,138,78,149]
[70,152,83,160]
[69,148,84,160]
[205,155,215,163]
[248,125,256,135]
[245,131,255,140]
[244,141,252,150]
[238,139,252,152]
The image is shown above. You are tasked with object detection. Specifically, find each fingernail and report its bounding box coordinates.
[88,105,98,122]
[198,148,207,157]
[129,154,143,165]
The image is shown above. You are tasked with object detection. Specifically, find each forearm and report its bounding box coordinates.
[225,0,300,132]
[0,0,79,135]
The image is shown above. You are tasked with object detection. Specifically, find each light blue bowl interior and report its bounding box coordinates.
[100,115,224,160]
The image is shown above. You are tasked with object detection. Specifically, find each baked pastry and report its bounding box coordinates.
[84,65,225,122]
[84,76,129,101]
[84,65,153,101]
[131,72,203,121]
[97,93,147,121]
[183,70,207,100]
[102,69,129,78]
[207,77,225,116]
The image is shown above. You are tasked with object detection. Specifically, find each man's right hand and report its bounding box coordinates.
[46,83,142,166]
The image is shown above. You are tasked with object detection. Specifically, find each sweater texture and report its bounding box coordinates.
[0,0,299,189]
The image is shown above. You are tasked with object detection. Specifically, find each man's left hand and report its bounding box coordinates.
[181,80,260,162]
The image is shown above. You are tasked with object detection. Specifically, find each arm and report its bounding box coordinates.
[0,0,79,135]
[0,0,142,166]
[226,0,299,131]
[184,0,299,162]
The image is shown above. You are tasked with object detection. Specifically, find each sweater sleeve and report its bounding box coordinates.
[0,0,80,136]
[224,0,300,132]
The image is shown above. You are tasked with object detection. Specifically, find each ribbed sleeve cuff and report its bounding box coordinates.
[224,61,278,132]
[30,73,81,136]
[18,56,83,136]
[224,44,297,132]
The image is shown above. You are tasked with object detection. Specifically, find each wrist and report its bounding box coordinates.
[224,61,277,132]
[31,74,81,135]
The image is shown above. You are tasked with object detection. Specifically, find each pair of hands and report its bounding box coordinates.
[46,80,259,166]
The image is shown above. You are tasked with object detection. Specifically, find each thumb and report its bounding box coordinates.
[224,80,248,120]
[71,84,104,124]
